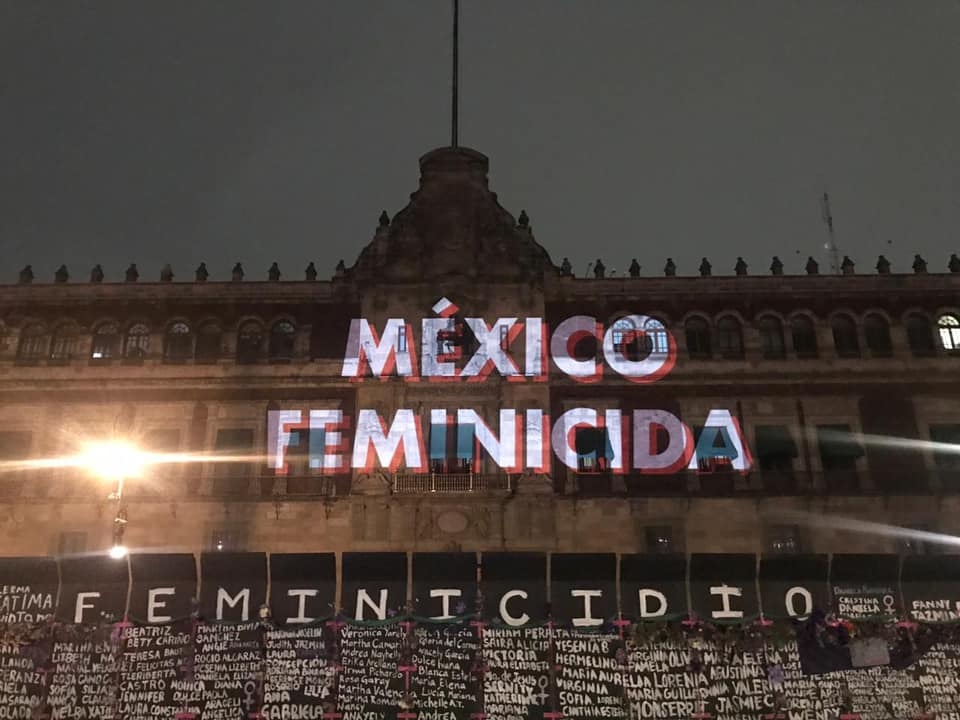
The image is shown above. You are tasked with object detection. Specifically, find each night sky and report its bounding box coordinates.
[0,1,957,282]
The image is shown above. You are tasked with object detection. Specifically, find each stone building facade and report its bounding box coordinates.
[1,145,959,561]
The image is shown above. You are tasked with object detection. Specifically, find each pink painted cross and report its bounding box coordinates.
[469,619,486,637]
[323,711,343,720]
[756,615,774,627]
[612,617,631,639]
[470,714,487,720]
[174,714,197,720]
[839,715,861,720]
[399,664,417,690]
[326,618,346,632]
[682,614,700,628]
[691,712,713,720]
[544,712,564,720]
[400,620,416,633]
[398,712,418,720]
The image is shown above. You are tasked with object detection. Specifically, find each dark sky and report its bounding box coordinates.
[1,1,957,282]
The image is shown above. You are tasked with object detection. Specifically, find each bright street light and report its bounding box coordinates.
[78,441,146,481]
[77,440,146,560]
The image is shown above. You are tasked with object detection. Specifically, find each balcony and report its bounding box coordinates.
[392,473,513,494]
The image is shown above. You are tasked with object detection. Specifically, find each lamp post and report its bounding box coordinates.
[78,441,146,559]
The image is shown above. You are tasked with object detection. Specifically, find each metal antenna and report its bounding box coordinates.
[452,0,459,148]
[821,192,841,275]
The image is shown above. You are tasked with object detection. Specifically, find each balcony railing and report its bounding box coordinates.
[392,473,513,494]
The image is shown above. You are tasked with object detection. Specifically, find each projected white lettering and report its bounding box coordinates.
[264,299,754,474]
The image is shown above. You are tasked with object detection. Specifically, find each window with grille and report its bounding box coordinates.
[685,317,712,359]
[195,322,222,362]
[16,325,47,364]
[716,317,744,359]
[269,321,296,361]
[790,316,818,358]
[212,428,255,494]
[831,315,860,358]
[124,323,150,361]
[91,322,120,360]
[906,314,936,357]
[140,428,182,494]
[864,314,892,357]
[758,316,785,359]
[817,424,862,491]
[755,425,797,473]
[938,314,960,352]
[164,322,193,362]
[429,421,474,473]
[237,321,264,364]
[49,324,78,363]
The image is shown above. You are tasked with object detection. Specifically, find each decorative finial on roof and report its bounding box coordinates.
[734,257,748,276]
[268,262,281,282]
[875,255,891,274]
[232,263,244,282]
[305,262,318,281]
[770,256,784,276]
[54,265,69,283]
[912,254,927,274]
[841,255,855,275]
[517,210,529,228]
[699,258,711,277]
[628,259,641,278]
[160,264,174,282]
[378,210,390,228]
[950,253,960,273]
[125,264,139,282]
[664,258,676,277]
[593,258,606,279]
[805,257,819,275]
[90,264,104,283]
[18,265,33,284]
[195,263,209,282]
[335,260,346,278]
[559,257,573,277]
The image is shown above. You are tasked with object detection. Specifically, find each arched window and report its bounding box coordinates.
[236,320,264,364]
[790,316,818,358]
[938,314,960,352]
[864,314,892,357]
[906,313,936,357]
[269,320,296,361]
[164,322,193,362]
[831,315,860,358]
[16,324,47,364]
[91,322,120,360]
[123,323,150,361]
[49,323,78,363]
[195,321,222,363]
[685,317,712,359]
[716,316,744,359]
[758,316,785,359]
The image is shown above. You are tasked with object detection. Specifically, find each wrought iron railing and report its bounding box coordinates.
[392,473,513,494]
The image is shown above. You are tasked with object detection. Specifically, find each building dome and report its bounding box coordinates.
[348,147,556,284]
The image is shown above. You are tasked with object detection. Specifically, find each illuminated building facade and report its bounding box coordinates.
[1,145,960,560]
